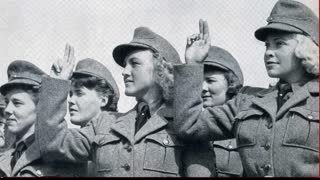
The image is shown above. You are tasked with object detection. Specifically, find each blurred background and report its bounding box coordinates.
[0,0,318,128]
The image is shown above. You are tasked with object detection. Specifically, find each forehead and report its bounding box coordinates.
[204,70,226,78]
[71,85,90,91]
[124,49,154,62]
[5,88,33,100]
[265,32,296,41]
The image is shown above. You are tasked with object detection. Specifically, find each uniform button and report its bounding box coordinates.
[121,163,131,171]
[264,142,271,150]
[127,146,132,152]
[279,93,283,97]
[163,138,169,145]
[307,115,313,120]
[263,164,272,171]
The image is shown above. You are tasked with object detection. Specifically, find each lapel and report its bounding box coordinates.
[0,149,14,176]
[110,108,136,145]
[251,87,278,122]
[11,138,41,176]
[276,80,316,119]
[134,104,170,144]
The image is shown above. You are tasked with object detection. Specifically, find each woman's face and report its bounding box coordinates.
[68,86,104,127]
[202,69,229,108]
[4,89,37,137]
[122,49,157,100]
[264,33,305,83]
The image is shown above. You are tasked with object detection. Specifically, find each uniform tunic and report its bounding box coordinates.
[173,64,319,177]
[36,77,215,177]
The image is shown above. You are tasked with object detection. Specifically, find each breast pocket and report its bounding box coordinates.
[282,107,319,152]
[143,133,184,175]
[235,109,263,148]
[93,134,121,172]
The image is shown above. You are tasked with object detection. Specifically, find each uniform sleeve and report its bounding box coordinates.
[173,64,240,141]
[36,77,94,163]
[183,142,216,177]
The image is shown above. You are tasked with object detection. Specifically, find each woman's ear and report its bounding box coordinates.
[100,95,109,108]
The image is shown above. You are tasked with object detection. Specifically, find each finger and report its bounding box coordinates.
[57,58,64,69]
[199,19,204,40]
[68,45,75,63]
[51,62,61,73]
[187,37,191,46]
[203,19,210,41]
[63,43,70,61]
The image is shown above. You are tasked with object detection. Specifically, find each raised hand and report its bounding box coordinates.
[50,43,75,80]
[185,19,211,64]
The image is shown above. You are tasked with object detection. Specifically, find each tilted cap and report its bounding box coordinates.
[72,58,120,103]
[113,27,181,67]
[255,0,319,45]
[0,60,48,94]
[204,46,244,85]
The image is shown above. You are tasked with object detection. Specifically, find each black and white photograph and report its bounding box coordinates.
[0,0,318,177]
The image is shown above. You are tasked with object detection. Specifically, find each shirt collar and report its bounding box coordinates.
[14,134,35,149]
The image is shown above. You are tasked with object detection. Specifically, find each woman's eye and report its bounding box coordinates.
[276,41,285,47]
[13,101,23,106]
[207,79,216,83]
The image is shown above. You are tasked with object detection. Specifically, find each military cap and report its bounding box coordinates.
[255,0,319,45]
[72,58,120,102]
[0,60,48,94]
[112,27,181,67]
[204,46,244,85]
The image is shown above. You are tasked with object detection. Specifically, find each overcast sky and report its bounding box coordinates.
[0,0,318,127]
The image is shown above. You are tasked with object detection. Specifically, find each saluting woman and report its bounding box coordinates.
[173,0,319,177]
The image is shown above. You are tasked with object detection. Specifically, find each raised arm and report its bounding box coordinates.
[36,44,94,163]
[174,20,239,142]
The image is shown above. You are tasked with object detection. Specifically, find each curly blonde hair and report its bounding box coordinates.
[152,52,175,104]
[294,34,319,76]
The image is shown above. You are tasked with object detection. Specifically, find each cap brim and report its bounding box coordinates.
[72,71,102,79]
[112,43,152,67]
[255,23,303,42]
[0,79,39,94]
[204,62,229,71]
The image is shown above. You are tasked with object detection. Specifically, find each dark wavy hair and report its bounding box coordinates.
[71,74,118,112]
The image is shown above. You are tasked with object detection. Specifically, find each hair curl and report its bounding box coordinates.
[294,34,319,77]
[223,71,243,100]
[152,52,175,104]
[71,75,118,112]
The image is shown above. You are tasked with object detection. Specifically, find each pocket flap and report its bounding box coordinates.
[146,133,184,147]
[93,134,121,146]
[213,139,238,151]
[290,107,319,122]
[235,109,264,121]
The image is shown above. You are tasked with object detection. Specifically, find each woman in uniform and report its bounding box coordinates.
[0,60,86,177]
[173,0,318,177]
[36,28,213,177]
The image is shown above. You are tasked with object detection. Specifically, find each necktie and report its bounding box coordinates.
[135,103,151,134]
[277,83,292,111]
[10,141,27,169]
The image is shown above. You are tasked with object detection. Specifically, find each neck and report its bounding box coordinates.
[281,71,313,84]
[137,86,164,115]
[80,111,101,128]
[15,124,35,144]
